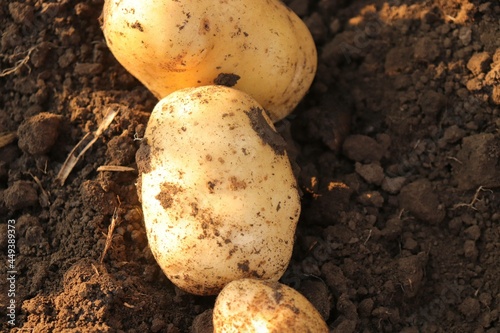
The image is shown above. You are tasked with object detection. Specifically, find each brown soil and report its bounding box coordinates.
[1,0,499,332]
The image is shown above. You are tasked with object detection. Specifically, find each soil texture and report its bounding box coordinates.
[1,0,499,332]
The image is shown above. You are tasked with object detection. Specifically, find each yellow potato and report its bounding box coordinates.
[213,278,329,333]
[137,86,301,295]
[102,0,317,122]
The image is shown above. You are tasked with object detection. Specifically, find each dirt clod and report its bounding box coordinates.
[213,73,240,87]
[399,179,446,225]
[354,162,384,185]
[342,135,385,163]
[17,112,62,155]
[453,133,500,190]
[458,297,481,321]
[467,52,492,75]
[4,180,39,211]
[1,1,499,332]
[245,107,287,156]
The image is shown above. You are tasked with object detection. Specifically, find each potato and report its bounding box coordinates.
[102,0,317,122]
[213,278,329,333]
[136,86,301,295]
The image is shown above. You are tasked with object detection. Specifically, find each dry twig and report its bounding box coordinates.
[29,172,51,207]
[100,200,121,263]
[97,165,136,172]
[56,107,120,185]
[452,186,493,210]
[0,46,36,77]
[0,132,17,149]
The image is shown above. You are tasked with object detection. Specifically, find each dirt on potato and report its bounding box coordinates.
[0,1,499,332]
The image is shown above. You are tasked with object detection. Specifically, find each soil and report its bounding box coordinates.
[1,0,499,332]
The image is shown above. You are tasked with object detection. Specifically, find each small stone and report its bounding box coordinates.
[467,52,492,75]
[4,180,39,211]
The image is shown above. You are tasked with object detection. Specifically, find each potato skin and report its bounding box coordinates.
[137,86,301,295]
[213,278,329,333]
[102,0,317,122]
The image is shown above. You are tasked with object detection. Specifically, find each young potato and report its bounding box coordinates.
[136,86,301,295]
[213,278,329,333]
[102,0,317,122]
